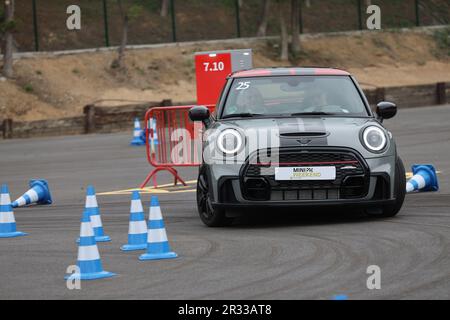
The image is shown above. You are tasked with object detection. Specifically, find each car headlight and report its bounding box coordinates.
[362,126,387,152]
[216,129,243,155]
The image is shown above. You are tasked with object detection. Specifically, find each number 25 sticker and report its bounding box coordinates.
[236,81,250,90]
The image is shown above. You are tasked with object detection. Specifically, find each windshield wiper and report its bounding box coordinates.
[290,112,336,116]
[221,113,263,119]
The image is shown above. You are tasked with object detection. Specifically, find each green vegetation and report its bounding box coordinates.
[128,3,144,20]
[23,84,34,93]
[135,0,160,13]
[433,27,450,56]
[0,4,16,34]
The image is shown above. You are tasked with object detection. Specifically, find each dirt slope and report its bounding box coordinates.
[1,29,449,121]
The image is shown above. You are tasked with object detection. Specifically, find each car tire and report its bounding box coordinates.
[368,156,406,218]
[196,166,233,227]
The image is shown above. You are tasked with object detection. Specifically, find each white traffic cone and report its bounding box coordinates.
[139,196,177,261]
[130,118,145,146]
[121,191,147,251]
[65,209,115,280]
[0,184,27,238]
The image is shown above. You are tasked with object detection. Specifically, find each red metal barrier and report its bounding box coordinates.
[140,105,215,188]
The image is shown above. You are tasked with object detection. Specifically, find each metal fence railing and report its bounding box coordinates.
[11,0,450,53]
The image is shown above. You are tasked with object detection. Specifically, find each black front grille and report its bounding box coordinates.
[241,148,369,201]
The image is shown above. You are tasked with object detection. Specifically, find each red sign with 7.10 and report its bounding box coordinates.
[195,53,232,105]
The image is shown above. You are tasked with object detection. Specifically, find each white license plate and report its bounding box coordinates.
[274,166,336,181]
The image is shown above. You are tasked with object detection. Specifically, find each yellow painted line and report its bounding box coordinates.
[97,179,198,196]
[144,179,198,189]
[99,188,196,196]
[136,188,196,194]
[98,189,170,196]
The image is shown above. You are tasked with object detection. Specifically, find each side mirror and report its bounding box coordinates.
[189,105,210,122]
[376,101,397,121]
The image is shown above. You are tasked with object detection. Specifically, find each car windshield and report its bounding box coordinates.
[221,75,369,118]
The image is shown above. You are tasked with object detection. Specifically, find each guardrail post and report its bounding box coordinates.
[32,0,40,51]
[299,0,303,34]
[235,0,241,38]
[357,0,363,30]
[170,0,177,42]
[436,82,446,105]
[84,105,96,134]
[102,0,110,47]
[3,119,13,139]
[415,0,420,27]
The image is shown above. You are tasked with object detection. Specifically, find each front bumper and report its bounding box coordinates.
[212,198,396,209]
[207,147,397,209]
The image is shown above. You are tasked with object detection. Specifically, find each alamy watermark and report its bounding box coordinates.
[367,5,382,30]
[366,265,381,290]
[66,5,81,30]
[64,4,382,31]
[66,265,81,290]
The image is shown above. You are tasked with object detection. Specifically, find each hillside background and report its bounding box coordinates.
[0,0,449,121]
[11,0,450,52]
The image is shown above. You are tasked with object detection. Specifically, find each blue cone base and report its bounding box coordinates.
[333,294,348,300]
[121,243,147,251]
[130,138,145,146]
[95,235,111,242]
[76,235,111,243]
[64,271,116,281]
[0,231,28,238]
[139,251,178,261]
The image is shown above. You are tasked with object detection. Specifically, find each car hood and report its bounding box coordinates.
[209,116,395,159]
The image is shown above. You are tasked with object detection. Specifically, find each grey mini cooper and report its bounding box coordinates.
[189,67,405,227]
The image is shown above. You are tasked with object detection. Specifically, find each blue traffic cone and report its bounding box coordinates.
[139,196,177,261]
[139,128,147,144]
[150,117,159,145]
[65,209,115,280]
[121,191,148,251]
[83,185,110,242]
[11,179,52,208]
[130,118,145,146]
[0,184,27,238]
[406,164,439,193]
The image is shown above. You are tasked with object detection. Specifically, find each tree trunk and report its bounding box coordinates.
[278,1,288,61]
[256,0,271,37]
[117,14,128,69]
[291,0,300,55]
[160,0,169,17]
[112,0,127,69]
[2,0,15,78]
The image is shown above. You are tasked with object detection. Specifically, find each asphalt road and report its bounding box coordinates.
[0,105,449,300]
